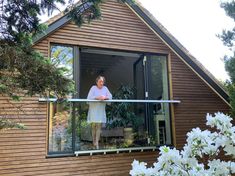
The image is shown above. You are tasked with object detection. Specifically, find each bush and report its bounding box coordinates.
[130,112,235,176]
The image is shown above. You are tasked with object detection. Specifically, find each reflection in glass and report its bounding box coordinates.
[74,101,148,151]
[48,44,74,153]
[49,97,171,152]
[50,45,73,79]
[147,55,171,145]
[48,102,72,153]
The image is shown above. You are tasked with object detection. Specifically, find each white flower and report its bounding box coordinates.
[130,160,148,176]
[206,112,233,134]
[208,159,234,176]
[188,164,208,176]
[130,112,235,176]
[231,162,235,173]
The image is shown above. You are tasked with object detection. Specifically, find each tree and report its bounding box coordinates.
[0,0,131,130]
[219,1,235,116]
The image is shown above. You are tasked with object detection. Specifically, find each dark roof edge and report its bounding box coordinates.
[33,14,71,44]
[33,1,92,44]
[126,0,229,104]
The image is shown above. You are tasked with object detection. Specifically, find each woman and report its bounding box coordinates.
[87,76,112,149]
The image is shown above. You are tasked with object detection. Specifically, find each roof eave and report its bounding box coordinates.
[33,14,71,44]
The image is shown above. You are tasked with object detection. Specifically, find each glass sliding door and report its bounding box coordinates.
[134,55,146,132]
[47,46,172,155]
[146,55,171,145]
[76,49,147,150]
[134,54,171,146]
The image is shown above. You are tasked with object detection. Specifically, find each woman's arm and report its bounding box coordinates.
[87,86,105,100]
[87,86,96,100]
[105,87,112,100]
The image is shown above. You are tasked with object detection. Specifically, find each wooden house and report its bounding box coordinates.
[0,0,230,175]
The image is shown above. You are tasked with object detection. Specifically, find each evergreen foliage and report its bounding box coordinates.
[219,1,235,116]
[0,0,131,130]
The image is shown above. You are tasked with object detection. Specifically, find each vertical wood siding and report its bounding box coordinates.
[0,0,230,175]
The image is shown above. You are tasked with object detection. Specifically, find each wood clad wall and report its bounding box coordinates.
[0,0,230,175]
[170,53,230,148]
[47,1,169,54]
[0,96,156,176]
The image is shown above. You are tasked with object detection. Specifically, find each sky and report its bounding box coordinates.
[137,0,234,81]
[40,0,234,81]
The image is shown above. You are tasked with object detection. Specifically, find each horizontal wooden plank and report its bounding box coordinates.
[0,155,45,162]
[50,33,164,49]
[1,111,46,115]
[48,38,167,55]
[0,136,46,142]
[0,132,46,138]
[58,28,161,44]
[66,22,157,36]
[0,152,156,170]
[0,158,155,175]
[0,143,46,150]
[0,151,46,158]
[0,165,132,176]
[0,96,40,100]
[0,147,46,154]
[0,138,46,146]
[0,150,155,164]
[0,106,46,111]
[76,18,146,32]
[0,154,155,170]
[48,38,167,54]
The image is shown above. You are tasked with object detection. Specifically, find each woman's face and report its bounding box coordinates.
[96,78,104,89]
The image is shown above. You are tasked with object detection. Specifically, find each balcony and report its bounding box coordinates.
[39,98,180,156]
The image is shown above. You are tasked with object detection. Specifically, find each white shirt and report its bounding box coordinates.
[87,85,112,123]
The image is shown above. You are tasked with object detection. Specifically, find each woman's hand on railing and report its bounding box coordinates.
[96,95,108,100]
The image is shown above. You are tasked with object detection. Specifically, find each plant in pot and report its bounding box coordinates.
[106,85,143,146]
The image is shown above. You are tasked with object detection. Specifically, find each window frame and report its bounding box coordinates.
[47,43,76,155]
[47,43,174,156]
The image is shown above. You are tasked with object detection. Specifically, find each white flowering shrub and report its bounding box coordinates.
[130,112,235,176]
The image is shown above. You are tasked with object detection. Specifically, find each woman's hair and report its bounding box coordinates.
[95,75,106,84]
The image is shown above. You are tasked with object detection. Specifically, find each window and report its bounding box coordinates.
[48,102,73,153]
[48,46,172,155]
[48,44,74,154]
[147,55,171,145]
[50,45,73,79]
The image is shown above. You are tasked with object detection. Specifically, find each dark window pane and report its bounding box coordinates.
[147,55,171,145]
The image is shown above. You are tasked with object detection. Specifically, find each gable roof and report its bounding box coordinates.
[33,0,230,105]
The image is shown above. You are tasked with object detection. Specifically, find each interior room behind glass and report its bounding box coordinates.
[48,45,171,154]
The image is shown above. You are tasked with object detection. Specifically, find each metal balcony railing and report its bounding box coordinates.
[40,98,180,156]
[39,98,181,103]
